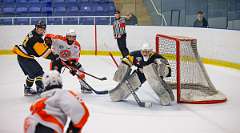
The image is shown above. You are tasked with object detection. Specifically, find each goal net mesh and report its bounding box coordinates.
[156,34,227,104]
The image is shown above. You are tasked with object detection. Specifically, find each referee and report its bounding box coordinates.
[113,10,129,57]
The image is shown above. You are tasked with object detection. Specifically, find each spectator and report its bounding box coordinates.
[125,13,138,25]
[113,10,129,57]
[193,10,208,28]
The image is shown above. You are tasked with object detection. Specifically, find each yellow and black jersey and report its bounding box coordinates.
[12,30,52,59]
[128,50,169,68]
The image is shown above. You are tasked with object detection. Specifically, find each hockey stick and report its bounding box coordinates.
[103,42,119,67]
[78,79,109,95]
[61,61,109,95]
[61,61,107,81]
[109,51,119,67]
[125,79,152,108]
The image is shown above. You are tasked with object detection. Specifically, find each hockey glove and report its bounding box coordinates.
[44,37,52,48]
[154,58,169,65]
[154,59,171,77]
[73,62,82,69]
[68,61,82,69]
[122,55,134,67]
[69,69,77,76]
[68,61,82,76]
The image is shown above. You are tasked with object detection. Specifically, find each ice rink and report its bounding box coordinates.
[0,55,240,133]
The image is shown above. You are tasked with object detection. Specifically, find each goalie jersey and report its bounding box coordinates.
[24,89,89,133]
[128,50,169,68]
[45,34,81,61]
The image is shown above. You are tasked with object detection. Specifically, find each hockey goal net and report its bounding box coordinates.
[155,34,227,104]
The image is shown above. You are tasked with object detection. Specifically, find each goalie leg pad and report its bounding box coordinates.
[109,72,141,102]
[113,63,131,82]
[143,64,174,105]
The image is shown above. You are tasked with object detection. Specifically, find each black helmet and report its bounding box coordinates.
[35,20,46,29]
[114,10,120,14]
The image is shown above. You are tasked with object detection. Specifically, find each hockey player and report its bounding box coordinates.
[24,70,89,133]
[44,29,92,93]
[12,21,59,96]
[110,43,174,106]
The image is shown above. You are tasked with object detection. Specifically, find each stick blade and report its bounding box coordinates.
[101,77,107,80]
[144,102,152,108]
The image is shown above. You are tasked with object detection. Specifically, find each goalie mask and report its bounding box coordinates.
[141,43,153,61]
[42,70,63,91]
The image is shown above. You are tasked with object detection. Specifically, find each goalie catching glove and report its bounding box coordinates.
[154,58,171,77]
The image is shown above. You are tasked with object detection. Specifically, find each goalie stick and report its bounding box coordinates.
[79,79,109,95]
[61,61,109,95]
[125,79,152,108]
[61,61,107,81]
[117,68,152,108]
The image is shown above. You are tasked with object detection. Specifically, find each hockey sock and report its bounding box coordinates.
[26,76,34,88]
[35,76,44,91]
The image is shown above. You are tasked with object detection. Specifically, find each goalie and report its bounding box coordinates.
[44,29,92,93]
[110,43,174,106]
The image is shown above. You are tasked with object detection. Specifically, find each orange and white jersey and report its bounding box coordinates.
[46,34,81,61]
[24,89,89,133]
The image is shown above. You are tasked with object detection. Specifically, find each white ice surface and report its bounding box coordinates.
[0,55,240,133]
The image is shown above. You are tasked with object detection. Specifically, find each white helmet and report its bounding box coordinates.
[66,29,76,37]
[141,43,153,51]
[42,70,63,91]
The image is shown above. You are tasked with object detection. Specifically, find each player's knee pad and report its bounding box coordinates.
[32,70,44,79]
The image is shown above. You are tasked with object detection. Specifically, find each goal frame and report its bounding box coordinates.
[155,34,227,104]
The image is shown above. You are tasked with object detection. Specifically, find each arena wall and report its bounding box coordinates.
[0,25,239,69]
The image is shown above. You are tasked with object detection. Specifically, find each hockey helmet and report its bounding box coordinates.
[141,43,153,52]
[35,20,46,30]
[42,70,63,91]
[66,29,76,37]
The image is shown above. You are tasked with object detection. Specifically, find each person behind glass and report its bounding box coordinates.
[193,10,208,28]
[125,12,138,25]
[113,10,129,57]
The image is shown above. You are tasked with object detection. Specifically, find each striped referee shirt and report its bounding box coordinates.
[113,17,126,38]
